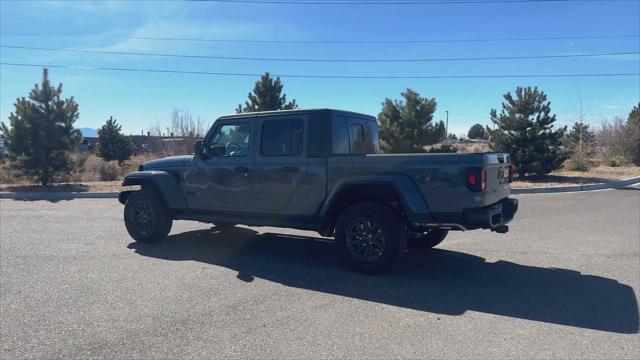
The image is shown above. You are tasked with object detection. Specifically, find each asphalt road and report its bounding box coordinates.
[1,189,639,359]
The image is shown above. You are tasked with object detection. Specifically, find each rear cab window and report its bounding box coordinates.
[332,116,380,155]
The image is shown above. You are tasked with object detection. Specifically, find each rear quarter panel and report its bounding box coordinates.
[327,153,511,214]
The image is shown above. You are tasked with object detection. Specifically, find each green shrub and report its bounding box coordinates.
[427,144,458,153]
[567,159,590,172]
[607,157,625,167]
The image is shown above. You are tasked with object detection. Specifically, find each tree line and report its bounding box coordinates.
[1,69,639,186]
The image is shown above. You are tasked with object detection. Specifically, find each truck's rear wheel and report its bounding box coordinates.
[335,202,406,274]
[407,229,449,249]
[124,189,172,243]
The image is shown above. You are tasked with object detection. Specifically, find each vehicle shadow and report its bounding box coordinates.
[127,227,639,334]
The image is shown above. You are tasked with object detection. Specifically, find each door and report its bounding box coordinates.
[252,117,306,212]
[184,121,253,210]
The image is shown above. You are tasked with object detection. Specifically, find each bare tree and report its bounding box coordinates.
[169,109,206,139]
[147,109,208,157]
[147,120,166,157]
[598,116,632,163]
[565,95,596,170]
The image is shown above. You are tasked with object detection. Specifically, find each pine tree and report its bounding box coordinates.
[0,69,82,186]
[467,123,489,140]
[487,87,567,177]
[377,89,445,153]
[236,73,298,113]
[97,116,132,166]
[565,122,596,171]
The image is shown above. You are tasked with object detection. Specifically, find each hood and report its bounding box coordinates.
[142,155,194,170]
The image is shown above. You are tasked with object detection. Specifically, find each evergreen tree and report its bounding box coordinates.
[377,89,445,153]
[0,69,82,186]
[467,123,489,140]
[627,102,640,166]
[487,87,566,177]
[627,103,640,165]
[565,122,596,171]
[97,116,132,166]
[236,73,298,113]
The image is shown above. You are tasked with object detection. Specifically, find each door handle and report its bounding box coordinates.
[234,166,250,173]
[280,166,299,173]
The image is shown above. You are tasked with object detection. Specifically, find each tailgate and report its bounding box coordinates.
[483,153,512,205]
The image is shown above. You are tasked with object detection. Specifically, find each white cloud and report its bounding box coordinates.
[42,1,130,14]
[602,104,632,110]
[100,20,265,53]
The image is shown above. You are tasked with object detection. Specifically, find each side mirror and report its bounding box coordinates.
[194,140,208,160]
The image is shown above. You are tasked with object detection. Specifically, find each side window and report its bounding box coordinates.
[208,123,251,157]
[367,121,381,153]
[261,118,304,156]
[349,119,378,154]
[350,124,366,154]
[332,117,350,154]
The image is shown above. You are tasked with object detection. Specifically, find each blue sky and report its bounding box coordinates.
[1,0,639,137]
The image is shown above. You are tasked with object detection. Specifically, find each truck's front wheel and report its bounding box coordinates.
[335,202,406,274]
[124,189,172,243]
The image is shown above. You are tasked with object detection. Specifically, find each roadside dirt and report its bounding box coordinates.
[511,165,640,188]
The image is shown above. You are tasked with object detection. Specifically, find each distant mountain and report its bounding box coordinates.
[80,128,98,138]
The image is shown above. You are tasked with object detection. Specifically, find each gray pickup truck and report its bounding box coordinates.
[120,109,518,273]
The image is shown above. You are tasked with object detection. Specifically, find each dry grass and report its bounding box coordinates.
[2,154,638,193]
[454,143,491,153]
[423,142,491,153]
[68,153,156,183]
[0,153,158,190]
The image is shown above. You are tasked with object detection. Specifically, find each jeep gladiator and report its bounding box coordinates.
[120,109,518,273]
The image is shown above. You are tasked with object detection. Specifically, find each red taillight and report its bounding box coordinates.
[468,172,477,186]
[466,168,486,192]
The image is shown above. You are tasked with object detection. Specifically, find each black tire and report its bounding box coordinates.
[407,229,449,250]
[124,189,172,243]
[335,202,406,274]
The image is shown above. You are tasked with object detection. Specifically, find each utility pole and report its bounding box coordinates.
[445,110,449,139]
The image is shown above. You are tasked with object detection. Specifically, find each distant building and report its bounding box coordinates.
[77,137,99,153]
[130,135,157,154]
[130,134,198,156]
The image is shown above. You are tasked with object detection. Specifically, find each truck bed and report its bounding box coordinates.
[327,152,512,215]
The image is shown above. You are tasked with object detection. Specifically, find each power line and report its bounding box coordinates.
[1,62,638,79]
[194,0,638,4]
[1,32,638,44]
[2,44,637,63]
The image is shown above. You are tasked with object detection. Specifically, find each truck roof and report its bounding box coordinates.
[217,108,375,121]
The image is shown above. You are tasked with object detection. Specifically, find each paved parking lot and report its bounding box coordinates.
[1,188,639,358]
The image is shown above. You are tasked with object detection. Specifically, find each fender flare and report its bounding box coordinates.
[121,171,188,209]
[318,174,433,222]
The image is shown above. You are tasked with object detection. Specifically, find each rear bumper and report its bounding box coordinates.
[463,197,518,230]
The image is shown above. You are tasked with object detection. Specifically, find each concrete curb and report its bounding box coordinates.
[1,176,638,199]
[511,176,640,194]
[0,191,119,200]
